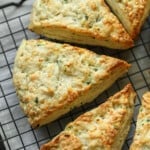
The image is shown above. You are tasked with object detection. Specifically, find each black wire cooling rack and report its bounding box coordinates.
[0,0,150,150]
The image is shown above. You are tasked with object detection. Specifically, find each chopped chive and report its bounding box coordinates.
[85,15,88,20]
[140,108,143,112]
[35,97,39,104]
[94,68,98,71]
[37,43,44,46]
[64,0,68,3]
[86,81,91,85]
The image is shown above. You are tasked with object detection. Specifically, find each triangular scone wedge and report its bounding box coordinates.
[28,0,133,50]
[13,39,130,128]
[130,92,150,150]
[40,84,136,150]
[105,0,150,39]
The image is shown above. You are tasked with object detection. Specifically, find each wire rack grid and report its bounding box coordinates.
[0,0,150,150]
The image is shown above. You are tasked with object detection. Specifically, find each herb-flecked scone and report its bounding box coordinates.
[130,92,150,150]
[13,39,130,128]
[40,84,136,150]
[28,0,134,50]
[105,0,150,39]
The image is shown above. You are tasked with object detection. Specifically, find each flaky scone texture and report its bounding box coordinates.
[105,0,150,39]
[28,0,133,49]
[13,39,130,128]
[130,92,150,150]
[40,84,136,150]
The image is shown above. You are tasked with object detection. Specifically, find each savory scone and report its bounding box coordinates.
[130,92,150,150]
[105,0,150,39]
[40,84,136,150]
[28,0,133,49]
[13,39,130,128]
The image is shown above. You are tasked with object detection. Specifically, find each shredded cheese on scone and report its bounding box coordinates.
[29,0,134,49]
[40,84,136,150]
[13,39,130,128]
[130,92,150,150]
[105,0,150,39]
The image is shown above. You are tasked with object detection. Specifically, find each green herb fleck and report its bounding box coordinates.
[86,81,91,85]
[64,0,68,3]
[45,57,49,61]
[37,43,44,46]
[85,15,88,20]
[35,97,39,104]
[66,125,73,131]
[94,67,98,71]
[140,108,143,112]
[85,77,92,85]
[96,16,101,22]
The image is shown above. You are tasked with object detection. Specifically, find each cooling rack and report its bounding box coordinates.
[0,0,150,149]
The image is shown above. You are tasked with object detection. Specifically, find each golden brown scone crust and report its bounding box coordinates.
[13,39,130,128]
[40,84,136,150]
[41,133,82,150]
[105,0,150,39]
[130,92,150,150]
[28,0,133,49]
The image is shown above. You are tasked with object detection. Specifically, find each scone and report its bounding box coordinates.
[105,0,150,39]
[13,39,130,128]
[28,0,133,49]
[40,84,136,150]
[130,92,150,150]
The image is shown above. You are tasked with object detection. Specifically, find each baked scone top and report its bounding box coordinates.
[13,39,130,127]
[105,0,150,39]
[29,0,133,49]
[40,84,136,150]
[32,0,119,33]
[130,92,150,150]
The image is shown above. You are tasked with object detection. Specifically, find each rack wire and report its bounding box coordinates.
[0,0,150,149]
